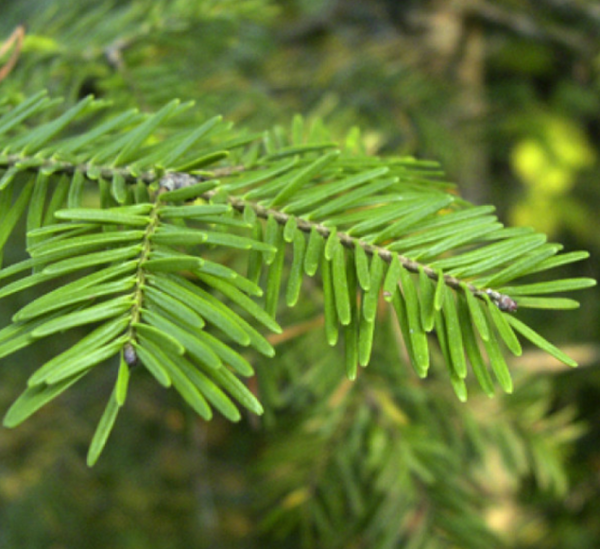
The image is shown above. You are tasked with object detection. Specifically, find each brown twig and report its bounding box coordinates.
[0,25,25,83]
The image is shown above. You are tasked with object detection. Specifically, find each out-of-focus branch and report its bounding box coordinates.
[512,343,600,373]
[467,0,595,54]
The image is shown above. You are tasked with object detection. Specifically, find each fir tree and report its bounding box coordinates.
[0,1,597,548]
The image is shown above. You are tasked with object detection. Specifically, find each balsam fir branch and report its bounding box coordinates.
[0,93,595,464]
[212,188,520,310]
[0,135,546,310]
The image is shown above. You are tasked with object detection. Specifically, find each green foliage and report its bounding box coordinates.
[1,2,599,547]
[0,93,594,467]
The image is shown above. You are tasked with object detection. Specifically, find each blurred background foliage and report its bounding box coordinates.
[0,0,599,547]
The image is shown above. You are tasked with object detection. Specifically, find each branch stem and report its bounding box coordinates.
[211,191,516,311]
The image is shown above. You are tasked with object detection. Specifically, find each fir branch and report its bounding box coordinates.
[0,93,595,462]
[217,189,518,311]
[0,149,517,308]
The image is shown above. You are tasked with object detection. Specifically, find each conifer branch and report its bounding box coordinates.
[0,93,594,463]
[218,189,518,311]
